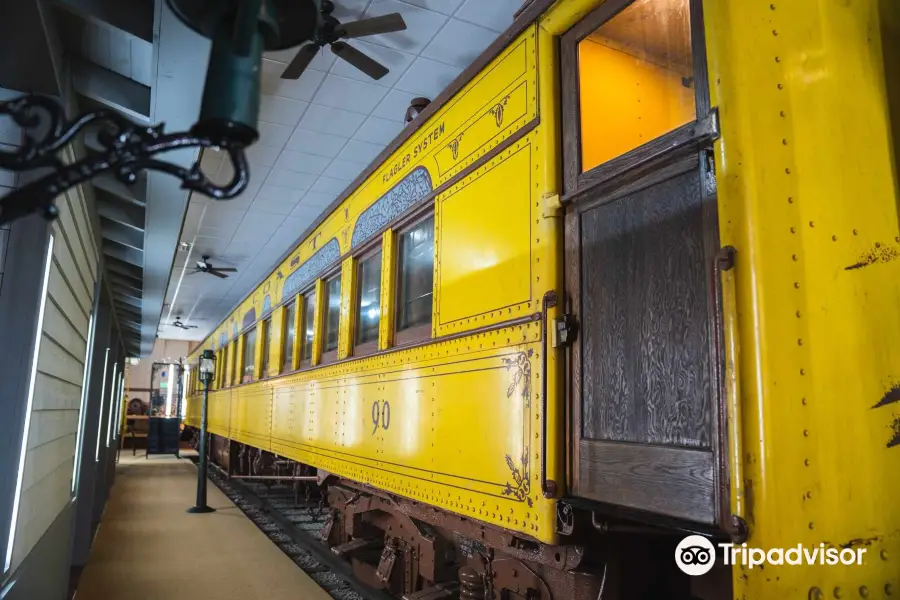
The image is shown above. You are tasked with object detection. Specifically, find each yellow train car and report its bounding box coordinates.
[185,0,900,598]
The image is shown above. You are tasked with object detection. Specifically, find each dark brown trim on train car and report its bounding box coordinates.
[564,113,718,205]
[564,132,714,211]
[514,0,540,19]
[562,211,579,491]
[689,0,712,119]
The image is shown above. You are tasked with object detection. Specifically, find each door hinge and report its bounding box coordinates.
[703,149,717,196]
[541,193,562,219]
[552,314,577,348]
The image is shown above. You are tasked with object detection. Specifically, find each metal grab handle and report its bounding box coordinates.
[541,291,559,498]
[712,246,747,541]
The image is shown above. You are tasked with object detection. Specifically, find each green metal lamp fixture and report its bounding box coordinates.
[0,0,322,225]
[169,0,322,144]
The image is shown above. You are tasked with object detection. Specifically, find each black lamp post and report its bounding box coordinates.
[188,348,216,514]
[0,0,321,226]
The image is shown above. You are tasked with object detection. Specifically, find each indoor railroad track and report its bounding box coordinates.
[191,457,394,600]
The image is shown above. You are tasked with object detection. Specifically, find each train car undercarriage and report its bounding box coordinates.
[194,432,731,600]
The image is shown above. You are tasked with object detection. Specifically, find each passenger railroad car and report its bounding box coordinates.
[186,0,900,597]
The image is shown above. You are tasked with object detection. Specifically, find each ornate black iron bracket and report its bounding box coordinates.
[0,94,250,226]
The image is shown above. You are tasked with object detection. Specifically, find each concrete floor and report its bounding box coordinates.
[73,452,331,600]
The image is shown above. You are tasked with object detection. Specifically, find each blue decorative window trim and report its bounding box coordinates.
[262,294,272,316]
[232,322,238,339]
[219,332,227,348]
[242,308,256,330]
[282,238,341,298]
[351,166,433,249]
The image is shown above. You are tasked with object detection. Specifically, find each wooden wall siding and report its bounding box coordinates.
[9,166,99,573]
[580,169,712,447]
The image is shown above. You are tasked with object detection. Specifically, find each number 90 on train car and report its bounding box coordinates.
[371,400,390,435]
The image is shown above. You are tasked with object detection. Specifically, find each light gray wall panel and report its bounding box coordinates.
[8,171,99,576]
[12,462,72,571]
[46,262,89,335]
[67,189,99,281]
[55,192,96,285]
[0,502,74,600]
[22,435,77,495]
[49,225,91,315]
[42,300,87,365]
[24,411,80,453]
[32,374,82,413]
[36,338,84,388]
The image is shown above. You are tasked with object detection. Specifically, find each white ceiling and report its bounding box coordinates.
[160,0,523,341]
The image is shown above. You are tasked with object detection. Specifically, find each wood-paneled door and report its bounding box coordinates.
[560,0,740,534]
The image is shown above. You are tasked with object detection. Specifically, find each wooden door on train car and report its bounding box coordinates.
[559,0,735,531]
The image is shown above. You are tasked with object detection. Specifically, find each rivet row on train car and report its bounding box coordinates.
[183,0,900,598]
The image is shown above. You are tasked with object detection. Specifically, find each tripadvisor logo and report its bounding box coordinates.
[675,535,867,576]
[676,536,717,576]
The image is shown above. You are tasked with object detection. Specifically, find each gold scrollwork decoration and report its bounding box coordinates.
[448,133,464,160]
[503,452,532,507]
[502,350,533,408]
[489,95,511,128]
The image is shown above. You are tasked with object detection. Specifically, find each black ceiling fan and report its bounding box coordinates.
[171,318,198,330]
[189,255,237,279]
[280,0,407,81]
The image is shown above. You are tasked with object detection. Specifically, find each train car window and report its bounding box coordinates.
[242,328,256,383]
[577,0,695,172]
[396,214,434,344]
[322,274,341,362]
[355,248,382,353]
[260,318,271,377]
[282,301,297,372]
[230,341,238,386]
[215,350,223,389]
[301,290,316,365]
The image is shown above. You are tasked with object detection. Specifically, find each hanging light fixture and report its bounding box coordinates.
[0,0,322,226]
